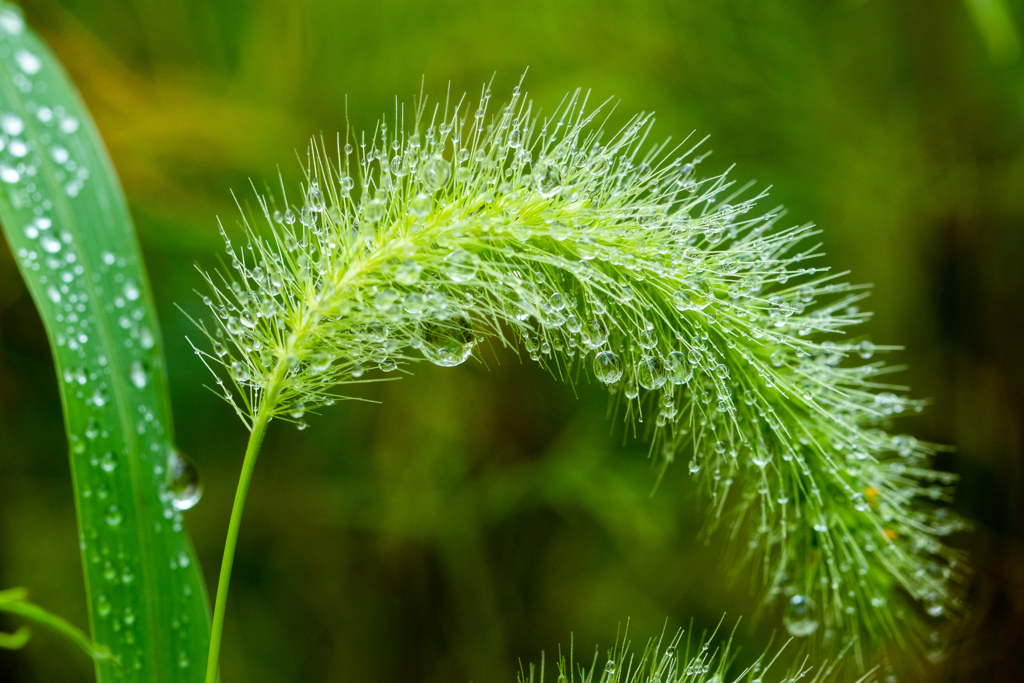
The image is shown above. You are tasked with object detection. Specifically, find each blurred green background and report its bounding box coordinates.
[1,0,1022,681]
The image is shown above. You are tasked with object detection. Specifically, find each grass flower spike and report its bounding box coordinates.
[195,84,965,680]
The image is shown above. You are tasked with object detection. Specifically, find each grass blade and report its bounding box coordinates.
[0,4,211,681]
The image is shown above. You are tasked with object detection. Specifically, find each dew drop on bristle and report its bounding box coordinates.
[636,356,668,389]
[420,157,451,191]
[420,315,475,367]
[783,594,820,637]
[594,351,623,384]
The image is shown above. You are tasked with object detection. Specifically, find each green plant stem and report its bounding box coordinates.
[205,365,286,683]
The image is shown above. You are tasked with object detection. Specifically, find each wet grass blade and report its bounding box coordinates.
[0,4,211,681]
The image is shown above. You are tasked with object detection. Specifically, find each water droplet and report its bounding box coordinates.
[374,287,400,310]
[924,594,944,617]
[547,221,571,241]
[783,594,819,637]
[593,351,623,384]
[51,146,70,164]
[852,492,869,512]
[100,451,118,473]
[91,386,109,407]
[420,156,451,191]
[667,351,692,384]
[0,164,19,183]
[46,285,61,304]
[445,249,479,282]
[231,361,249,383]
[305,182,325,212]
[637,356,668,389]
[123,280,140,301]
[310,351,331,373]
[363,198,385,223]
[1,113,23,136]
[96,595,111,617]
[14,48,41,74]
[105,505,123,527]
[581,318,608,349]
[408,192,432,218]
[604,660,616,676]
[638,327,657,349]
[533,162,563,198]
[129,360,149,388]
[420,315,475,367]
[395,259,423,285]
[0,8,24,34]
[40,234,62,253]
[168,450,202,511]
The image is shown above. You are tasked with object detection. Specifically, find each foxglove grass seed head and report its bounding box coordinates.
[193,84,966,665]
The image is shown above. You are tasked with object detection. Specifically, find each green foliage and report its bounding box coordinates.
[196,83,965,673]
[0,3,210,680]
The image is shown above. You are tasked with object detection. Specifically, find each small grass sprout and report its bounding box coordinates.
[521,621,876,683]
[193,83,966,680]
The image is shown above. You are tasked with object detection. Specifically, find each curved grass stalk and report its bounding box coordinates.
[0,588,115,664]
[195,84,965,681]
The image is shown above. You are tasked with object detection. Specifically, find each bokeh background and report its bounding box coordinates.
[1,0,1023,681]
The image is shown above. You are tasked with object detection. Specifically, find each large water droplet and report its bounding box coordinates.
[593,351,623,384]
[445,249,479,283]
[533,162,563,198]
[167,449,202,511]
[363,198,385,223]
[305,182,325,212]
[667,351,692,384]
[408,192,432,218]
[420,156,451,191]
[230,361,249,383]
[581,318,607,349]
[636,356,668,390]
[783,594,819,637]
[395,259,423,285]
[420,315,475,367]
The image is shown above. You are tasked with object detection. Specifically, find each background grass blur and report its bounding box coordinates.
[1,0,1023,681]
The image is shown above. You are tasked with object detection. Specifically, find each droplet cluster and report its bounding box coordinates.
[197,82,965,659]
